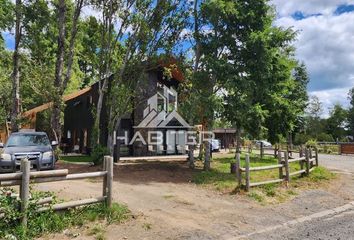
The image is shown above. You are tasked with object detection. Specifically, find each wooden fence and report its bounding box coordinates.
[243,144,300,159]
[236,148,318,191]
[0,155,114,228]
[340,143,354,155]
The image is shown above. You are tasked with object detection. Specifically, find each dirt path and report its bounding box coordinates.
[37,160,354,240]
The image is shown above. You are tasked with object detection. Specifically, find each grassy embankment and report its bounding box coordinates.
[193,153,335,204]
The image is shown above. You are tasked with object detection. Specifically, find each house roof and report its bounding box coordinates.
[145,57,184,82]
[23,57,184,117]
[213,128,237,134]
[22,86,92,117]
[158,58,184,82]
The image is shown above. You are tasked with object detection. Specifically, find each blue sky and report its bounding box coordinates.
[272,0,354,117]
[2,32,14,49]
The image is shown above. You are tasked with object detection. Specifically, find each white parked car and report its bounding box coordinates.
[210,139,221,152]
[255,140,272,148]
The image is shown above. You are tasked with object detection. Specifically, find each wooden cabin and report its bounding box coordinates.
[15,61,191,157]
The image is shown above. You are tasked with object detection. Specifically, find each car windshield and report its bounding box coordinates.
[6,134,50,147]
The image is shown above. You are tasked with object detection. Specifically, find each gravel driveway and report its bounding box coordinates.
[319,154,354,173]
[35,159,354,240]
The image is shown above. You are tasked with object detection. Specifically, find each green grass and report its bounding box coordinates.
[0,188,129,240]
[89,224,106,240]
[193,153,281,191]
[142,223,152,230]
[193,153,336,203]
[60,155,94,163]
[247,192,265,203]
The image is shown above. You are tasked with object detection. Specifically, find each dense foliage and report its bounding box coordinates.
[0,0,352,155]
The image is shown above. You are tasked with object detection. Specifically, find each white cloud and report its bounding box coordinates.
[81,5,102,19]
[271,0,354,17]
[272,1,354,116]
[310,88,351,118]
[276,13,354,92]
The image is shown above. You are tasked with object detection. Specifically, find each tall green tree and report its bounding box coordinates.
[0,40,12,126]
[10,0,22,132]
[0,0,13,126]
[326,104,348,141]
[348,87,354,138]
[0,0,13,31]
[92,0,190,154]
[304,95,325,139]
[265,62,309,145]
[198,0,303,153]
[52,0,84,142]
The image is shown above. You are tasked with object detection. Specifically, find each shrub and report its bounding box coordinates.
[323,145,339,154]
[306,139,318,148]
[294,133,311,145]
[317,133,334,142]
[308,166,335,182]
[92,145,109,165]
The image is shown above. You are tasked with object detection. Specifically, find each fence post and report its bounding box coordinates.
[260,142,264,159]
[315,147,319,167]
[235,152,241,188]
[105,156,113,208]
[339,144,342,155]
[284,151,290,184]
[102,156,109,197]
[20,158,30,228]
[277,151,283,180]
[188,145,195,169]
[305,148,310,176]
[299,146,305,177]
[245,154,250,191]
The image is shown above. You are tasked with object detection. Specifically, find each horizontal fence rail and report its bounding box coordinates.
[0,155,114,229]
[236,148,318,191]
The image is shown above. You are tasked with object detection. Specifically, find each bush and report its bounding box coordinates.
[323,145,339,154]
[294,133,311,145]
[92,145,109,165]
[306,139,318,148]
[317,133,334,142]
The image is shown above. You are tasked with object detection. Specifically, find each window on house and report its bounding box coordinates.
[168,91,177,112]
[157,94,165,112]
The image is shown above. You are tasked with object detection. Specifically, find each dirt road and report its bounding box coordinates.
[319,154,354,173]
[36,159,354,240]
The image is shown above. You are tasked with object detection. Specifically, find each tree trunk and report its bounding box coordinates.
[193,0,200,72]
[204,123,211,170]
[235,127,241,154]
[288,132,293,150]
[94,0,114,145]
[51,0,66,142]
[107,116,121,155]
[63,0,84,90]
[95,79,109,145]
[10,0,22,132]
[204,139,211,170]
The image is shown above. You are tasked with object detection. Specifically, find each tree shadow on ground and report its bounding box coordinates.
[56,160,200,185]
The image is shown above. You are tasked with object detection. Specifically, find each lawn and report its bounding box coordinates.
[193,153,283,191]
[60,155,94,163]
[193,153,335,204]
